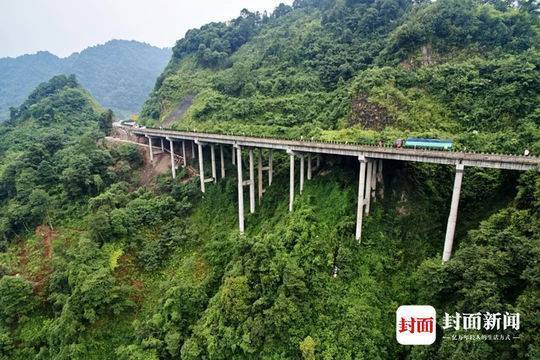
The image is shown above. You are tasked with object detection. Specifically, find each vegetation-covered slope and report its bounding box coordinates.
[0,40,171,120]
[0,1,539,359]
[142,0,539,154]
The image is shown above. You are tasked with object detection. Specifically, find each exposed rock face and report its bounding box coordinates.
[349,94,394,131]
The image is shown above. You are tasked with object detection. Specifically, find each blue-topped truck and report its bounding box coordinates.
[394,138,453,151]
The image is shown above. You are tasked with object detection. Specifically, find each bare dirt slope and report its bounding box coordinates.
[138,148,170,186]
[162,94,195,127]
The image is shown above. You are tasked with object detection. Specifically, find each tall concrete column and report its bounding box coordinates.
[181,141,186,167]
[211,144,217,183]
[169,139,176,179]
[289,152,295,212]
[249,149,255,214]
[258,149,263,204]
[220,145,225,179]
[191,141,195,159]
[300,154,305,193]
[268,150,273,185]
[377,159,384,198]
[371,160,377,200]
[161,138,164,151]
[307,154,312,180]
[198,142,205,193]
[148,137,154,162]
[316,156,320,168]
[232,145,236,165]
[364,160,372,215]
[356,156,367,241]
[442,164,465,262]
[236,145,244,233]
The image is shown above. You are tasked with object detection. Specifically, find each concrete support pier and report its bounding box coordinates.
[232,146,236,165]
[249,149,255,214]
[268,150,273,185]
[356,156,367,241]
[289,151,295,212]
[197,142,205,193]
[148,137,154,162]
[442,164,465,262]
[377,159,383,198]
[364,160,372,215]
[300,154,305,193]
[236,145,244,233]
[182,141,186,167]
[169,139,176,179]
[258,149,263,204]
[307,154,312,180]
[161,138,164,151]
[371,160,377,200]
[211,145,217,183]
[191,141,195,159]
[220,145,225,178]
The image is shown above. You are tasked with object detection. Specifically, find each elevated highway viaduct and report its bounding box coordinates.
[122,125,540,262]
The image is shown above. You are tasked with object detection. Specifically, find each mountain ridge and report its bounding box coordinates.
[0,39,171,120]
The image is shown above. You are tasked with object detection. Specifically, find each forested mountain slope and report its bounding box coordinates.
[142,0,539,154]
[0,1,539,359]
[0,40,171,120]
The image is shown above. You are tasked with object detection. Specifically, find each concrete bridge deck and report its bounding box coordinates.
[129,127,539,171]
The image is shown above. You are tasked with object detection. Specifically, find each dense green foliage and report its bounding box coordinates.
[1,0,539,359]
[0,40,171,120]
[142,0,539,154]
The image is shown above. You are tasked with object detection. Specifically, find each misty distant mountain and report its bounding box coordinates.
[0,40,171,119]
